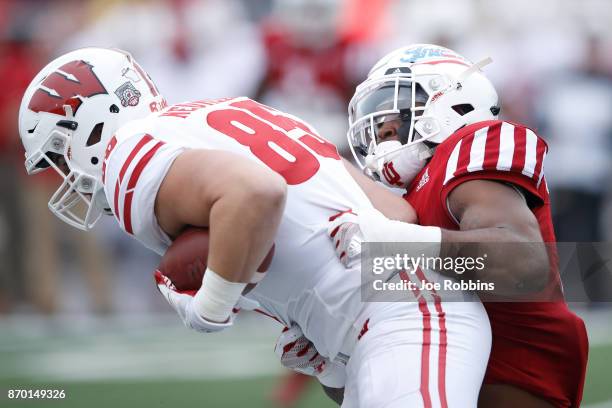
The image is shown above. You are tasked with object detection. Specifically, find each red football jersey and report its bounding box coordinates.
[260,21,357,102]
[404,120,588,407]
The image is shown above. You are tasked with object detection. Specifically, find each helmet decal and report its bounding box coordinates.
[114,82,142,107]
[28,60,107,115]
[399,45,469,66]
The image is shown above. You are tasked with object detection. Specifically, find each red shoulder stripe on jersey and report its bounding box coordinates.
[112,134,153,221]
[118,135,153,184]
[126,141,164,192]
[510,126,527,173]
[521,129,539,177]
[443,140,462,185]
[533,137,547,184]
[122,141,164,234]
[538,154,548,188]
[446,121,548,186]
[482,122,502,169]
[454,131,475,176]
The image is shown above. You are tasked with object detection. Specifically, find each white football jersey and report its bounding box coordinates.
[103,97,374,358]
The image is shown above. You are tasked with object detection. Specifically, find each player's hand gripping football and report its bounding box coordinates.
[154,270,256,333]
[275,324,346,388]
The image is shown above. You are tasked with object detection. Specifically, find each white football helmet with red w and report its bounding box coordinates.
[347,44,499,188]
[18,47,167,230]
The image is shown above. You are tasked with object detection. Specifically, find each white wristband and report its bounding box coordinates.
[388,221,441,252]
[193,268,246,323]
[386,221,442,259]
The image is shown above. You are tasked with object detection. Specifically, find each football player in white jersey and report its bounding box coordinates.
[19,47,491,407]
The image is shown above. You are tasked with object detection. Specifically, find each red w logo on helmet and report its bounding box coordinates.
[28,60,107,115]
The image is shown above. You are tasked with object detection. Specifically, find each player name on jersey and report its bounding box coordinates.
[160,98,234,119]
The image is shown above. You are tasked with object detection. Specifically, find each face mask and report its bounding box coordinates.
[368,140,429,188]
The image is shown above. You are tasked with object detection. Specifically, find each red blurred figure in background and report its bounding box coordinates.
[0,0,112,315]
[255,0,391,157]
[0,5,42,311]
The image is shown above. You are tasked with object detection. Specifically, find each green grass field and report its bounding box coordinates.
[0,312,611,408]
[582,343,612,406]
[1,345,611,408]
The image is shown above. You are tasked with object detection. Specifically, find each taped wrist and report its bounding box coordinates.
[193,268,246,323]
[390,221,442,258]
[364,218,442,258]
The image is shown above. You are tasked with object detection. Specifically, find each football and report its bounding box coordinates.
[157,227,274,294]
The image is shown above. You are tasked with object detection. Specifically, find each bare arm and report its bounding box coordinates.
[440,179,549,294]
[155,149,287,283]
[343,159,417,223]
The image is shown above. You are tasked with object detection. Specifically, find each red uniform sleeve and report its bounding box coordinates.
[440,121,548,206]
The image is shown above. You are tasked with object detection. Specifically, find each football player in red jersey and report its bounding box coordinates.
[331,44,589,407]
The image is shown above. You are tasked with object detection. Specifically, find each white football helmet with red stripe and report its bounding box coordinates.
[347,44,499,187]
[18,47,166,230]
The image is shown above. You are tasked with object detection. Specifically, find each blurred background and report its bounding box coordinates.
[0,0,611,407]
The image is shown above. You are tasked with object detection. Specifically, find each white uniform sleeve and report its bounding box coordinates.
[103,132,186,255]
